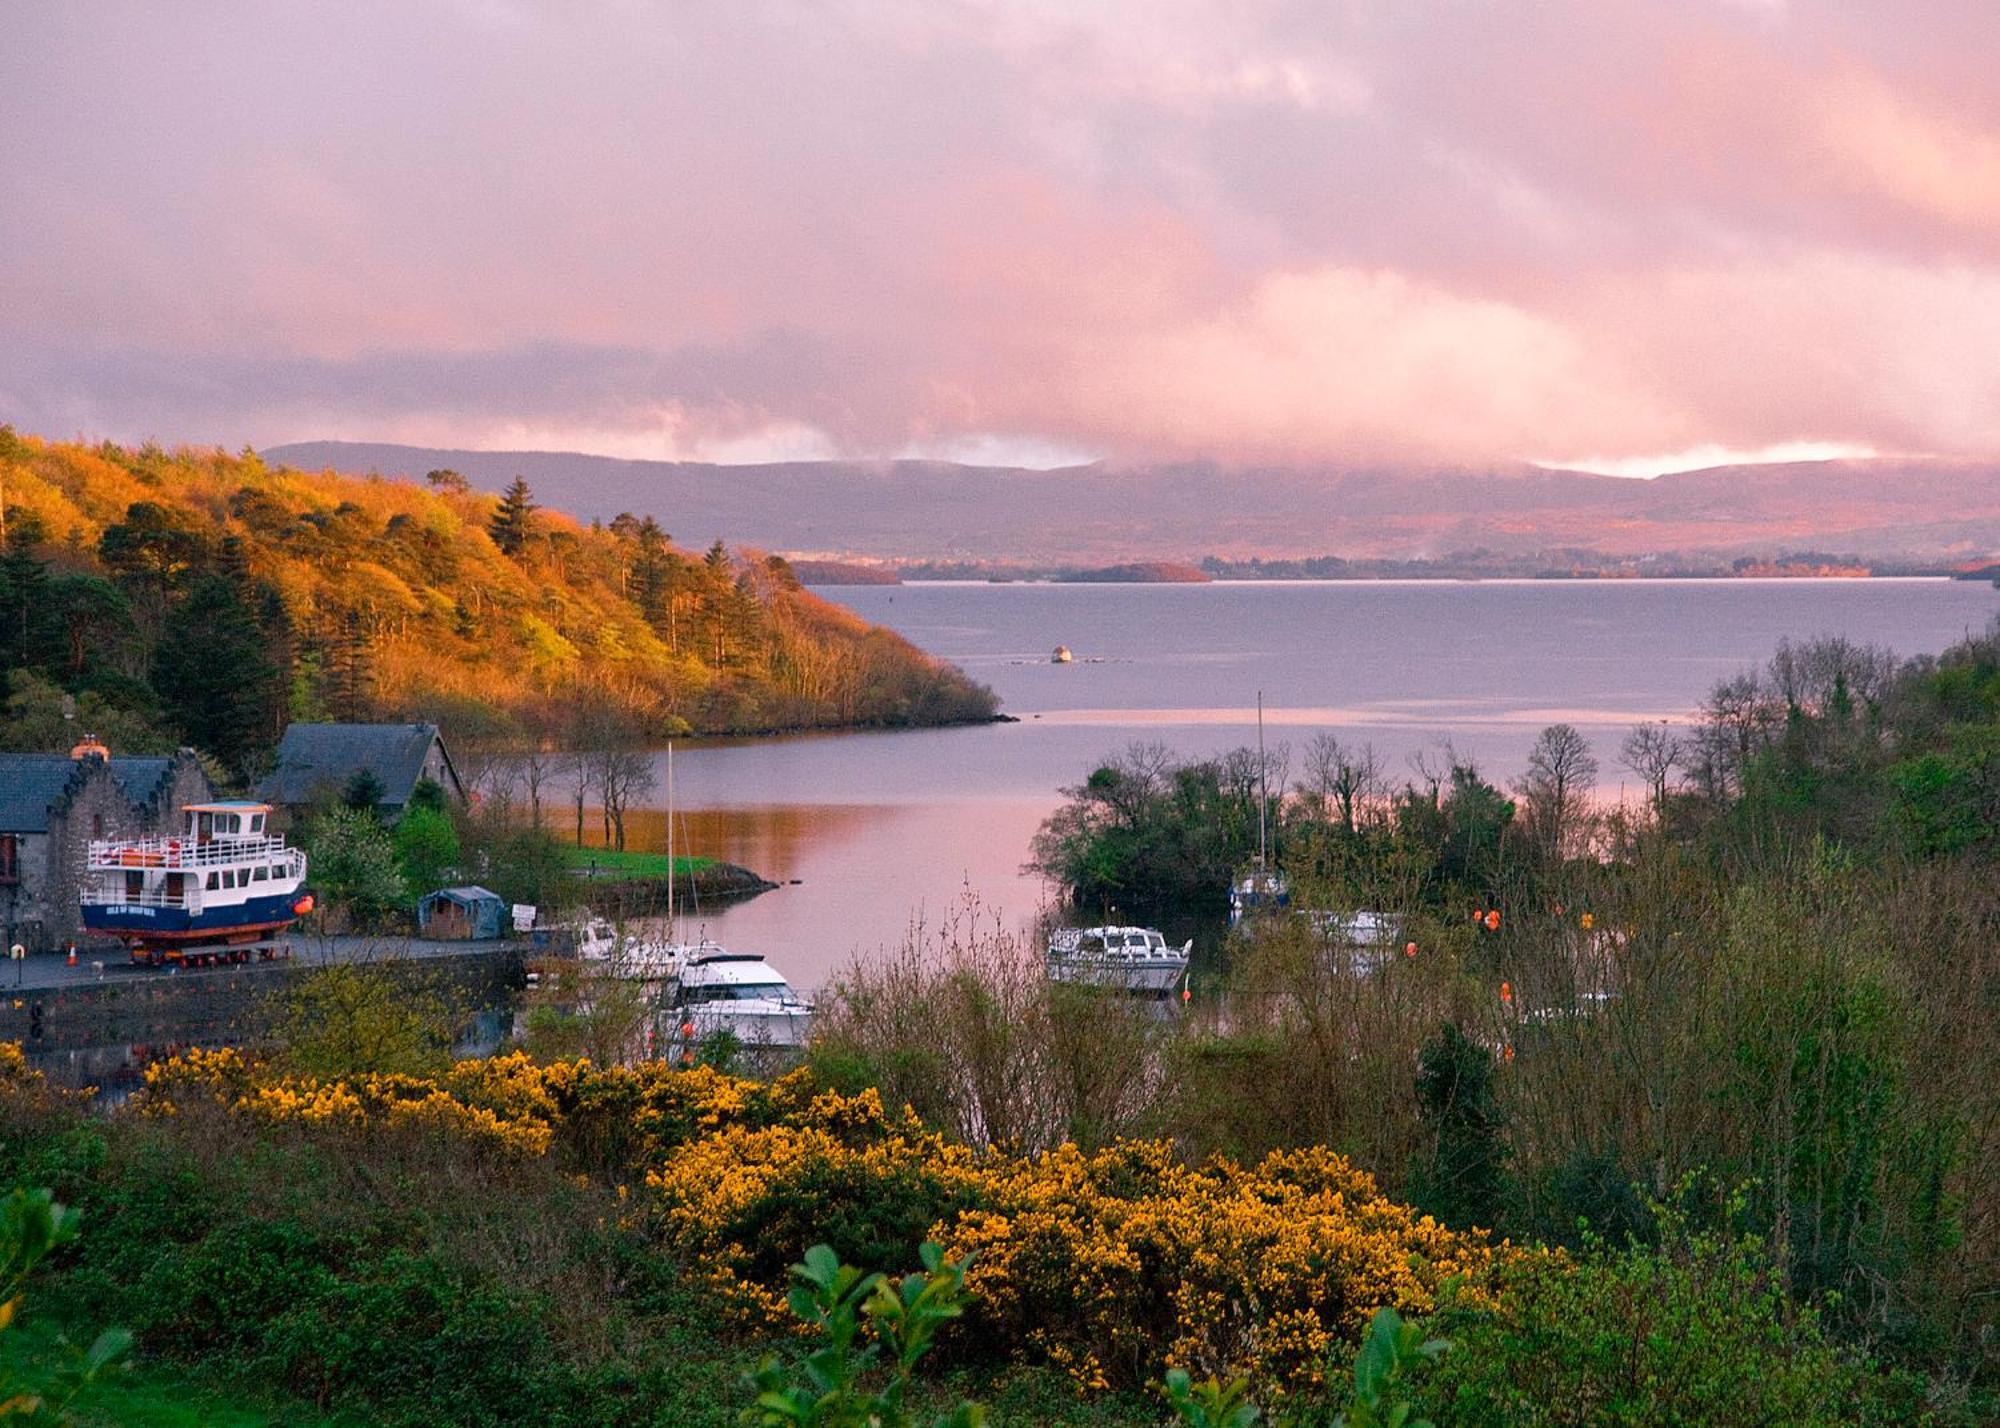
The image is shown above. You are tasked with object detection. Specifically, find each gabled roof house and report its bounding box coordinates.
[258,722,465,820]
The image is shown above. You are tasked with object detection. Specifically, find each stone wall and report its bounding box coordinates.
[41,767,158,951]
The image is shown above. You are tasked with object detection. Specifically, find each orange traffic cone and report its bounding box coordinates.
[65,944,77,967]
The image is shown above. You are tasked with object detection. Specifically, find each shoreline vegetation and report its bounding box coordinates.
[0,426,998,781]
[0,618,1993,1423]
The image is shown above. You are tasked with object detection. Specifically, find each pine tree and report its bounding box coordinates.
[152,574,279,775]
[325,611,374,719]
[631,517,673,634]
[488,477,536,558]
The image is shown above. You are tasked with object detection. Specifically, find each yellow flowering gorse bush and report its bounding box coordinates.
[120,1044,1515,1394]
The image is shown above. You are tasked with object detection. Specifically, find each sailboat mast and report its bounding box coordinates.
[1256,690,1268,870]
[665,741,675,934]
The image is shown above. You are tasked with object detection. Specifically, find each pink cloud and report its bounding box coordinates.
[1,1,1996,466]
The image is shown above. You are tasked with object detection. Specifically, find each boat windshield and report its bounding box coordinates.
[682,982,796,1003]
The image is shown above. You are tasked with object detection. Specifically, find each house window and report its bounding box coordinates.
[91,814,104,838]
[0,835,15,886]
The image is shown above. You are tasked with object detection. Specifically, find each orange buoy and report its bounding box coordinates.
[1484,909,1501,932]
[1580,912,1595,930]
[1404,941,1418,958]
[1499,980,1513,1004]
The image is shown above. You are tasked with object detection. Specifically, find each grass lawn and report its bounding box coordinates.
[562,845,715,878]
[8,1315,360,1428]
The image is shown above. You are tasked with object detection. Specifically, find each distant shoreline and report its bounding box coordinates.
[816,573,1983,588]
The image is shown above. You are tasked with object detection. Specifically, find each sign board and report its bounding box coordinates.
[511,904,537,932]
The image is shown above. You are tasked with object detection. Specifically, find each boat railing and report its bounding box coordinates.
[86,882,202,911]
[1048,934,1188,964]
[85,834,300,871]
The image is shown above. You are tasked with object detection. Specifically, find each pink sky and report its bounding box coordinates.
[3,2,1997,471]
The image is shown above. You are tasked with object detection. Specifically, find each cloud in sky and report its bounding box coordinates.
[3,1,1997,468]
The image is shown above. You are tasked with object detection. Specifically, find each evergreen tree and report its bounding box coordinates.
[631,517,673,633]
[0,540,52,677]
[151,573,278,774]
[343,769,387,812]
[1411,1022,1508,1230]
[99,500,210,610]
[325,611,374,719]
[488,477,536,557]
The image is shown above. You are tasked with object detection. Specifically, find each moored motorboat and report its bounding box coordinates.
[1047,924,1191,996]
[664,943,815,1050]
[1228,864,1291,927]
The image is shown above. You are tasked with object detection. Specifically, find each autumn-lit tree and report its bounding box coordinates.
[488,477,537,557]
[425,467,470,495]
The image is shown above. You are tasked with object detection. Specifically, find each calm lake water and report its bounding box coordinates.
[615,579,1997,992]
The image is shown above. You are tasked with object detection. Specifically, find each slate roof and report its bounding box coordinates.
[422,885,504,907]
[258,723,459,809]
[0,754,180,833]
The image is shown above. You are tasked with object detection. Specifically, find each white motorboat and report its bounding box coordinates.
[574,917,683,979]
[1047,925,1191,996]
[664,943,814,1050]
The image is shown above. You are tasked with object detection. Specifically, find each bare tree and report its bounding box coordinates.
[1700,671,1782,795]
[1619,722,1685,812]
[1302,733,1384,833]
[590,745,659,853]
[566,751,596,847]
[1516,723,1599,858]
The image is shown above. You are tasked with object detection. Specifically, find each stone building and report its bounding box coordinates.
[0,741,214,951]
[258,722,464,824]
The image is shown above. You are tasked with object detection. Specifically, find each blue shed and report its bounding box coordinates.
[416,885,507,941]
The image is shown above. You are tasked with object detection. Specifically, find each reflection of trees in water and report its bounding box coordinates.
[581,804,889,881]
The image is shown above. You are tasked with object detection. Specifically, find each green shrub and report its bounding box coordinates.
[1420,1204,1921,1426]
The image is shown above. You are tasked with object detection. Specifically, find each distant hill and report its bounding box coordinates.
[266,442,2000,564]
[0,430,996,773]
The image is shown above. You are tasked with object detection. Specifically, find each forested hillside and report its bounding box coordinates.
[0,428,995,776]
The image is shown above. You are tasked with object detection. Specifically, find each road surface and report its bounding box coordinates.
[2,933,534,994]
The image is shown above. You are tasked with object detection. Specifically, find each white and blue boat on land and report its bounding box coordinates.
[81,800,311,964]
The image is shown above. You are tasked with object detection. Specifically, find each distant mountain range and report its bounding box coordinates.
[266,442,2000,565]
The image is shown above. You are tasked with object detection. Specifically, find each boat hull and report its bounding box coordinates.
[81,891,304,943]
[1047,956,1187,996]
[672,1004,814,1049]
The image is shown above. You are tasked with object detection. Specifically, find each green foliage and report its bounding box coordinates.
[1,1187,131,1426]
[1333,1309,1448,1428]
[151,573,280,776]
[1410,1025,1506,1231]
[391,805,460,895]
[487,477,537,558]
[0,671,170,755]
[1423,1197,1917,1426]
[269,966,454,1079]
[1163,1369,1260,1428]
[1161,1308,1445,1428]
[297,806,406,929]
[743,1241,984,1428]
[339,769,385,811]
